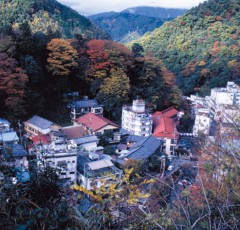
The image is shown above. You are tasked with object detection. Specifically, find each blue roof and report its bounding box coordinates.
[121,136,162,161]
[15,169,30,183]
[127,135,145,143]
[25,115,53,129]
[2,144,28,159]
[68,99,99,109]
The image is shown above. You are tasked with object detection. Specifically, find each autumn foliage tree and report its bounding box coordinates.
[85,39,133,82]
[47,38,78,76]
[78,39,133,116]
[130,54,182,110]
[97,68,130,116]
[72,168,156,229]
[0,52,28,118]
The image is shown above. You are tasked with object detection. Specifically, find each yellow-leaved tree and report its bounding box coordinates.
[71,168,155,228]
[47,38,78,76]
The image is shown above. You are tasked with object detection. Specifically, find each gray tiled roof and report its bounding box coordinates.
[68,99,99,109]
[25,115,53,129]
[121,136,162,161]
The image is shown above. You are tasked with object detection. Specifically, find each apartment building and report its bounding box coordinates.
[121,100,152,136]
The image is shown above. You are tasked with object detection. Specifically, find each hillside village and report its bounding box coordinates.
[0,0,239,228]
[1,81,239,188]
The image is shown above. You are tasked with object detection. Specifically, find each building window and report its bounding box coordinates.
[57,161,67,166]
[70,172,75,174]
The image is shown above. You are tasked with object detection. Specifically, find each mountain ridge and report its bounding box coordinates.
[123,6,188,19]
[0,0,109,39]
[88,11,165,43]
[130,0,240,94]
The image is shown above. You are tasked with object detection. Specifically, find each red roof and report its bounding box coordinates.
[153,107,179,139]
[62,125,87,139]
[153,116,178,139]
[75,113,119,132]
[161,106,179,118]
[32,134,51,145]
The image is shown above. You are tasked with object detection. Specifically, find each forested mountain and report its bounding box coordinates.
[131,0,240,95]
[0,0,109,39]
[123,6,187,18]
[88,12,165,43]
[0,0,181,123]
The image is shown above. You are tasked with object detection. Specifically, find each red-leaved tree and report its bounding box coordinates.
[0,52,29,118]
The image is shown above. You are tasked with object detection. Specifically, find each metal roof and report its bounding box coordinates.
[120,136,162,161]
[25,115,53,130]
[87,159,114,170]
[68,99,100,109]
[73,135,98,145]
[0,118,10,125]
[0,132,19,142]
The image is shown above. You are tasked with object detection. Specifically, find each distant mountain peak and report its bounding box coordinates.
[123,6,188,19]
[88,6,187,43]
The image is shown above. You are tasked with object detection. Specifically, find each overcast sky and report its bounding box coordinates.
[58,0,206,15]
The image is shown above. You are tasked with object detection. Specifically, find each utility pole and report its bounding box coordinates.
[18,120,22,146]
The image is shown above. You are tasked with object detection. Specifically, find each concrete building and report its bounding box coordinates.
[204,82,240,130]
[34,147,78,183]
[68,135,99,151]
[190,81,240,137]
[121,100,152,136]
[77,154,122,190]
[192,108,211,136]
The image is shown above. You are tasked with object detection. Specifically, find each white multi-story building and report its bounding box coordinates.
[193,108,211,136]
[205,82,240,123]
[29,137,78,183]
[34,147,78,183]
[121,100,152,136]
[206,82,240,106]
[190,82,240,137]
